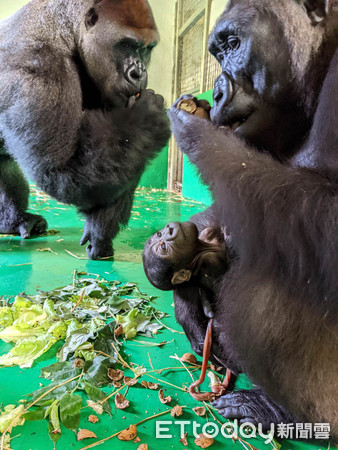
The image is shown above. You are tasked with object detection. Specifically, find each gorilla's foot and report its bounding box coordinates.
[212,389,294,430]
[0,212,47,238]
[80,231,114,260]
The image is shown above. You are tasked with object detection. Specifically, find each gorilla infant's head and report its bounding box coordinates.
[143,222,228,291]
[79,0,159,107]
[208,0,332,160]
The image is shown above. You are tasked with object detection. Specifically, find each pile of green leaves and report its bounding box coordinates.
[0,273,167,446]
[0,272,164,368]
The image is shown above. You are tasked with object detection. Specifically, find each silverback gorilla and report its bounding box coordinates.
[0,0,170,259]
[170,0,338,437]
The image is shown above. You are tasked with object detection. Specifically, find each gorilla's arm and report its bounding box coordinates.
[169,104,337,313]
[0,56,169,258]
[0,63,169,201]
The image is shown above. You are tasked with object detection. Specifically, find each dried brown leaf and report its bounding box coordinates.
[170,405,183,417]
[141,380,159,390]
[193,406,206,417]
[195,433,214,448]
[137,444,148,450]
[115,393,130,410]
[133,436,141,443]
[124,376,138,386]
[88,415,99,424]
[77,429,97,441]
[158,389,172,404]
[108,368,124,381]
[74,358,84,368]
[180,353,197,364]
[86,400,103,415]
[113,381,121,388]
[118,424,137,441]
[179,432,188,446]
[114,325,123,336]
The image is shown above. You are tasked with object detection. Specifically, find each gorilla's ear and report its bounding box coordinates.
[302,0,332,24]
[171,269,192,285]
[85,7,99,30]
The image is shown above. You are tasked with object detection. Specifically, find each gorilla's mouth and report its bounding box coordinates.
[218,113,252,132]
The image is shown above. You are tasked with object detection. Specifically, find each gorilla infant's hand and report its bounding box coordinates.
[169,95,213,158]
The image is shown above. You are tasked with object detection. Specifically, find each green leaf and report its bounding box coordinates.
[0,307,13,330]
[41,361,80,382]
[0,335,57,368]
[83,381,111,415]
[23,407,46,421]
[59,394,82,432]
[0,404,25,433]
[48,420,61,444]
[57,326,94,362]
[83,356,114,387]
[30,381,77,404]
[93,323,118,358]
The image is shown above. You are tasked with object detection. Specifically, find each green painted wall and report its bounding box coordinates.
[182,90,214,205]
[138,142,168,189]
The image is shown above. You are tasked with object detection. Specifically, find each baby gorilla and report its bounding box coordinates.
[143,221,232,365]
[143,221,229,291]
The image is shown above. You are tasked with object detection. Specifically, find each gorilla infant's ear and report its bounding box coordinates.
[85,7,99,30]
[302,0,332,24]
[171,269,192,285]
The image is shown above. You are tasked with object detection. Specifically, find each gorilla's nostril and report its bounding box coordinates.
[214,92,223,103]
[130,69,140,80]
[125,64,147,88]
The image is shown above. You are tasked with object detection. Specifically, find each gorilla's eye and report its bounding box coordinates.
[161,242,167,251]
[228,36,240,51]
[157,231,162,237]
[119,39,139,53]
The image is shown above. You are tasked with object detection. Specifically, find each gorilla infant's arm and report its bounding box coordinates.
[0,0,170,259]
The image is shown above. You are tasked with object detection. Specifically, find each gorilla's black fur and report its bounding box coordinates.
[170,0,337,437]
[0,0,170,259]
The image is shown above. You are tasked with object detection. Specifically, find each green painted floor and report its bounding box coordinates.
[0,187,324,450]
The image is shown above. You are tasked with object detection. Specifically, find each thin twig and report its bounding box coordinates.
[153,315,184,334]
[71,290,85,313]
[65,250,88,260]
[147,352,155,371]
[145,373,186,392]
[110,342,133,370]
[79,408,177,450]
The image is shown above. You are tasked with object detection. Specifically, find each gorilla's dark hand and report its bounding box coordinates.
[80,221,114,260]
[213,389,295,430]
[169,95,214,161]
[127,89,170,150]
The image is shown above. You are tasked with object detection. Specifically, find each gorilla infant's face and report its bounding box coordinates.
[148,222,199,264]
[208,0,309,158]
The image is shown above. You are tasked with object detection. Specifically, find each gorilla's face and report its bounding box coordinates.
[80,0,158,108]
[208,0,309,158]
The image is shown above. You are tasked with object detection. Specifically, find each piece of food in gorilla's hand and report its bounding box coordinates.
[188,319,232,402]
[177,98,211,120]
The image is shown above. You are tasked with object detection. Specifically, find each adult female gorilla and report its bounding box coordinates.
[169,0,337,437]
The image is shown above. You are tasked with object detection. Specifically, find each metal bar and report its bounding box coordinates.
[200,0,212,92]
